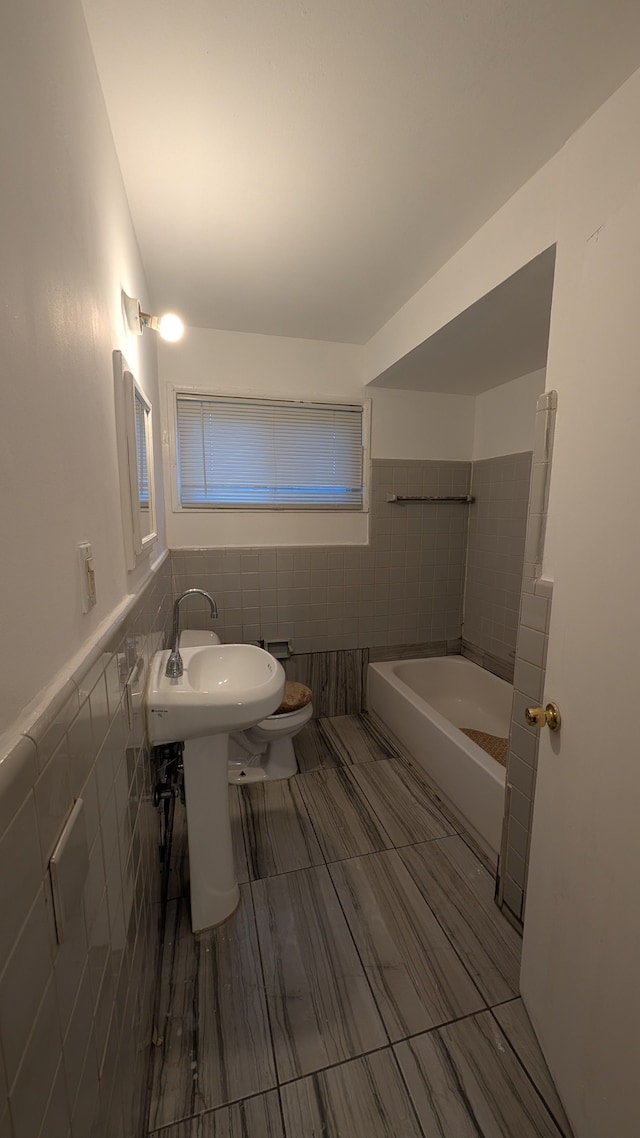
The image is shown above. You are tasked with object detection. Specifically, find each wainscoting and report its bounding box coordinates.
[0,557,172,1138]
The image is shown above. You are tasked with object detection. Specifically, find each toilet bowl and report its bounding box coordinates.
[227,699,313,782]
[181,630,313,782]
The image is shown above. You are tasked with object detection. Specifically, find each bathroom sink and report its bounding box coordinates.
[147,643,285,744]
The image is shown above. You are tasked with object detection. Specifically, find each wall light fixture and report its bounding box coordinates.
[122,291,185,342]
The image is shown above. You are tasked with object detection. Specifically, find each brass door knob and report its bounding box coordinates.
[525,702,561,731]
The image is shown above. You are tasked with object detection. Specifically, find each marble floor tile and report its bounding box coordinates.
[388,741,467,834]
[400,836,521,1005]
[235,780,324,880]
[229,787,250,885]
[165,801,190,902]
[348,759,455,846]
[395,1010,565,1137]
[383,742,498,874]
[148,889,276,1129]
[284,650,367,718]
[492,999,574,1137]
[252,865,387,1083]
[293,720,341,773]
[329,850,485,1040]
[320,713,404,765]
[148,1090,284,1137]
[280,1049,423,1138]
[295,766,394,862]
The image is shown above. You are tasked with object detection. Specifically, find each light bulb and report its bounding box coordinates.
[158,313,184,342]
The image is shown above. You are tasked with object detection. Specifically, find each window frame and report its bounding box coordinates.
[167,386,370,514]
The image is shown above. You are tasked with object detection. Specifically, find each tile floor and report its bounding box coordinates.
[147,714,573,1137]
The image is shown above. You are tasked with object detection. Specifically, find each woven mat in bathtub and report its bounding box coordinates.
[460,729,508,767]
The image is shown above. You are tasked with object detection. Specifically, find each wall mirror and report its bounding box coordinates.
[114,350,158,568]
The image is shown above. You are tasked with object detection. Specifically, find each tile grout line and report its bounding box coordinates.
[486,1005,572,1138]
[286,720,499,1089]
[148,715,522,1134]
[396,838,511,1012]
[304,719,512,1017]
[245,878,286,1135]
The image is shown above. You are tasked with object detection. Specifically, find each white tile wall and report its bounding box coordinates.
[172,459,472,654]
[0,556,171,1138]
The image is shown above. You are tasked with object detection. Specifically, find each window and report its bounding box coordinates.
[175,394,364,509]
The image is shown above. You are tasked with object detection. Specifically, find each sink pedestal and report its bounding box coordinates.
[182,734,239,932]
[146,643,285,932]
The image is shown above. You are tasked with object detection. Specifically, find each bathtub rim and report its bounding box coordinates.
[368,657,508,786]
[367,655,509,861]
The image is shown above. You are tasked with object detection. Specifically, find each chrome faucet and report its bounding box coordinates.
[165,589,218,678]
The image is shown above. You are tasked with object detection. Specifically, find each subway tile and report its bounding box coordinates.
[534,576,553,599]
[508,754,536,800]
[54,900,89,1036]
[70,1040,100,1138]
[502,876,524,919]
[0,1039,6,1115]
[62,965,95,1113]
[517,625,547,668]
[509,722,539,768]
[510,786,533,830]
[8,979,63,1138]
[521,591,550,633]
[0,887,53,1088]
[0,734,38,842]
[0,794,44,970]
[504,845,527,891]
[513,657,544,703]
[38,1059,71,1138]
[88,674,111,754]
[66,699,95,800]
[22,681,80,774]
[507,816,531,863]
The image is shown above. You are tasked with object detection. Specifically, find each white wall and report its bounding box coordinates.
[472,368,545,460]
[159,327,475,547]
[371,388,475,460]
[0,0,164,736]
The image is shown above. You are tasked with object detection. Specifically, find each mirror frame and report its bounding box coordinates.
[113,350,158,568]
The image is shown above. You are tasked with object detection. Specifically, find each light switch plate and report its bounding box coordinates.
[78,542,97,612]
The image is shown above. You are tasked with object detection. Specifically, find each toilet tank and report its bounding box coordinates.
[179,629,221,647]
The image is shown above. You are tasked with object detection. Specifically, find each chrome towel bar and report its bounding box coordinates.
[386,493,475,504]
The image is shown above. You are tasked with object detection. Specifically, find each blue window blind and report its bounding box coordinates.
[176,394,363,509]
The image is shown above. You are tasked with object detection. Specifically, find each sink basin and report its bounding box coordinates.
[147,643,285,744]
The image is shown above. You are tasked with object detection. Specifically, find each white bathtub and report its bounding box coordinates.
[368,655,511,858]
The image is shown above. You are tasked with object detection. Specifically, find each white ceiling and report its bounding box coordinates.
[82,1,640,346]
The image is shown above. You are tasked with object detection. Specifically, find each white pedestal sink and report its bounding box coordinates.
[146,643,285,931]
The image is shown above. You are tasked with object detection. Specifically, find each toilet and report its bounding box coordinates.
[180,630,313,782]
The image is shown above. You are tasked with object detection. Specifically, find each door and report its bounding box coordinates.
[520,185,640,1138]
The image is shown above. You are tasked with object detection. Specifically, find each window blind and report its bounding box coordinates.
[134,395,149,506]
[176,394,363,509]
